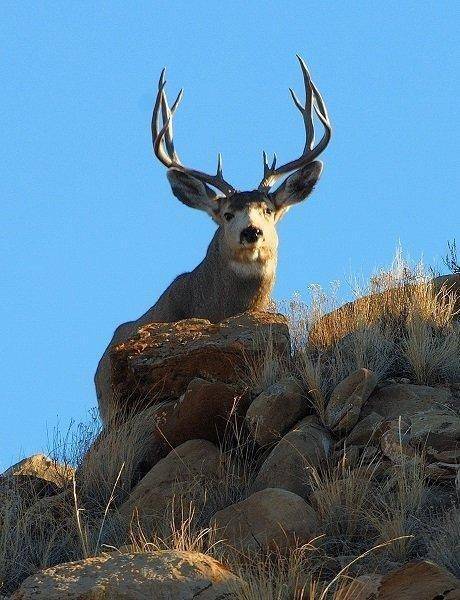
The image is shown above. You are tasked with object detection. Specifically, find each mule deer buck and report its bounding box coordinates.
[95,55,331,420]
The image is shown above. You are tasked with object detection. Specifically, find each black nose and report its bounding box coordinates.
[240,226,263,244]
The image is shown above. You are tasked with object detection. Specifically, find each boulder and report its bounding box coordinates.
[410,410,460,479]
[340,561,460,600]
[331,444,360,469]
[378,561,460,599]
[376,412,460,479]
[361,384,456,420]
[11,550,243,599]
[344,412,385,446]
[2,454,73,487]
[409,410,460,462]
[77,379,248,499]
[251,416,332,497]
[97,311,290,423]
[153,378,249,448]
[246,375,307,445]
[325,368,377,434]
[119,440,222,522]
[211,488,318,551]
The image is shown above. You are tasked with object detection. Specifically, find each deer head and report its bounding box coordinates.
[151,56,331,271]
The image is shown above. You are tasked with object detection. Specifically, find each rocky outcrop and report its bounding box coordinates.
[211,488,318,551]
[97,311,290,424]
[7,281,460,597]
[11,551,244,599]
[357,383,460,478]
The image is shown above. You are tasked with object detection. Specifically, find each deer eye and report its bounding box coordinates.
[224,212,234,221]
[264,207,273,216]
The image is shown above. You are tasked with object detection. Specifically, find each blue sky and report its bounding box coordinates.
[1,2,459,469]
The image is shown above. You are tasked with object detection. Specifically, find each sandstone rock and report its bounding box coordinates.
[77,379,248,499]
[153,378,249,448]
[120,439,222,522]
[1,455,73,507]
[98,311,289,423]
[362,384,456,420]
[366,398,460,474]
[325,369,377,433]
[339,561,460,599]
[385,561,458,600]
[211,488,318,551]
[246,375,306,445]
[345,411,385,446]
[251,416,332,497]
[409,410,460,462]
[2,454,73,487]
[11,550,243,599]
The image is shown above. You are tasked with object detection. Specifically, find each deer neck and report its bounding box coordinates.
[203,229,277,312]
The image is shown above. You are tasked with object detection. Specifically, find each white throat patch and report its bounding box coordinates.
[229,256,275,278]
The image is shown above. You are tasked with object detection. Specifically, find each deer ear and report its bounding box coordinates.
[271,161,323,214]
[167,169,221,221]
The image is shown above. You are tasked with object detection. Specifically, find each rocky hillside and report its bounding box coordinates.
[1,272,460,599]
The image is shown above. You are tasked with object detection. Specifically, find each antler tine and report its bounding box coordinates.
[153,89,183,168]
[258,55,332,191]
[161,86,181,163]
[262,151,277,178]
[151,69,236,196]
[292,54,315,151]
[152,68,184,168]
[151,69,168,164]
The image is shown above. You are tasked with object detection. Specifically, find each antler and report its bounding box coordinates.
[258,55,332,191]
[152,69,236,197]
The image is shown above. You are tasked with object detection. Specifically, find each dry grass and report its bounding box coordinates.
[240,325,291,395]
[279,249,460,399]
[1,248,459,596]
[369,455,428,564]
[229,545,320,600]
[0,482,76,593]
[402,314,460,384]
[308,453,380,544]
[426,506,460,577]
[75,403,167,511]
